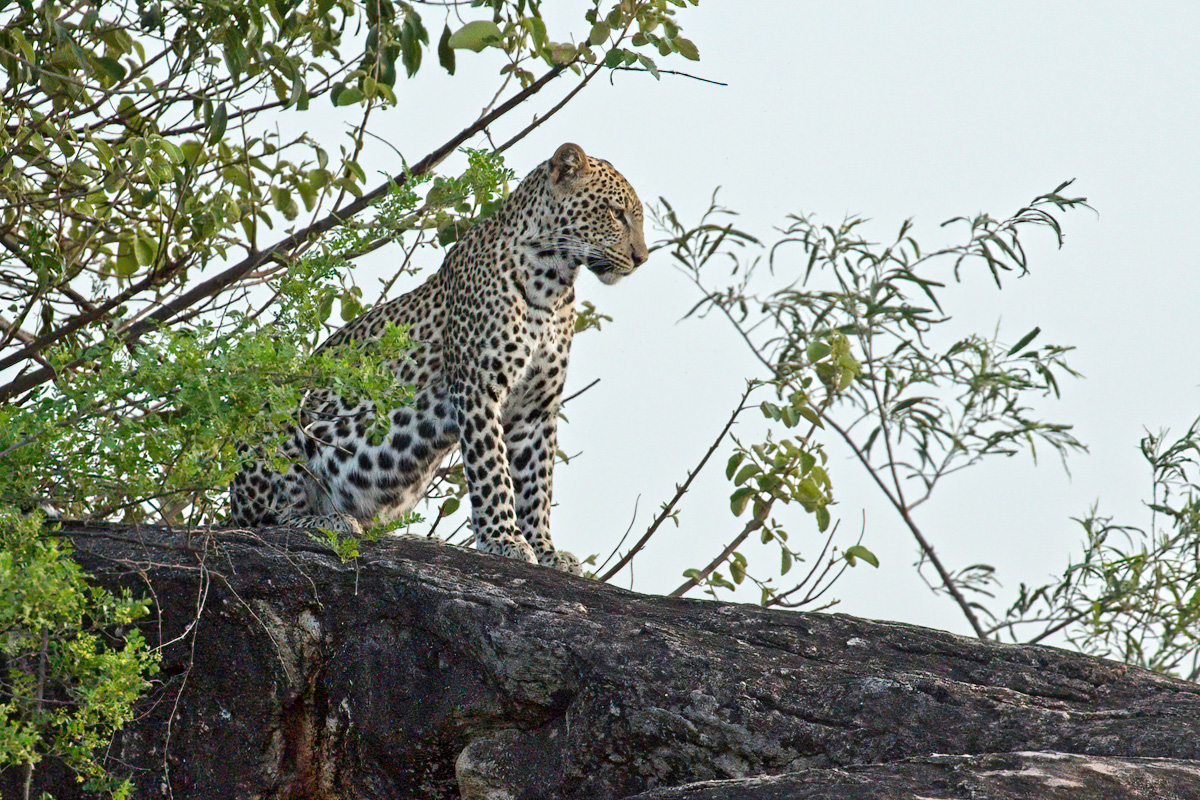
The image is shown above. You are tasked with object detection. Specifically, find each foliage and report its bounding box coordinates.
[0,509,159,797]
[620,177,1197,681]
[0,0,704,521]
[998,421,1200,679]
[615,185,1090,625]
[0,0,706,789]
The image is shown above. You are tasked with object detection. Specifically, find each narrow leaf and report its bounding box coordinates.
[438,24,456,74]
[1006,326,1042,357]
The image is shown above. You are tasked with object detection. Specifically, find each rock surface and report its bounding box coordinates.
[12,523,1200,799]
[627,752,1200,800]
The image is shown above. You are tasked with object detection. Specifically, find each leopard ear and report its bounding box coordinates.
[549,143,590,186]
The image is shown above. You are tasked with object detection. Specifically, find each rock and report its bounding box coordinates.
[13,523,1200,799]
[625,752,1200,800]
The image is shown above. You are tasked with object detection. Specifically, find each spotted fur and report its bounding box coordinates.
[228,143,648,572]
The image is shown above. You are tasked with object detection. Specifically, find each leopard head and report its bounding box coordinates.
[540,143,648,285]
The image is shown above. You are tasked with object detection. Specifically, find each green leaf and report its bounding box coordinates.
[297,182,317,212]
[730,487,754,516]
[753,498,770,520]
[760,401,781,420]
[335,86,364,106]
[589,21,611,46]
[340,293,364,321]
[816,506,831,532]
[806,341,832,362]
[271,186,298,220]
[133,233,157,267]
[401,14,426,77]
[115,236,138,276]
[798,406,824,428]
[673,36,700,61]
[781,548,793,575]
[438,24,456,74]
[376,84,397,105]
[448,20,503,52]
[157,139,185,165]
[208,102,227,145]
[528,15,549,51]
[729,556,745,584]
[222,165,250,190]
[844,545,879,568]
[810,465,830,488]
[548,43,577,63]
[440,497,460,517]
[1007,326,1042,356]
[637,53,660,79]
[317,292,335,323]
[725,452,745,480]
[93,55,127,83]
[345,160,366,183]
[709,571,735,591]
[891,396,928,414]
[734,464,761,485]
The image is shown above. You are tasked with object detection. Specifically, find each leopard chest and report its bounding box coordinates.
[498,305,572,420]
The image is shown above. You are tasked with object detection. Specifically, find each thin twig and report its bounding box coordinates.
[608,66,728,86]
[594,495,640,574]
[669,508,770,597]
[823,413,988,639]
[561,378,600,406]
[598,384,752,583]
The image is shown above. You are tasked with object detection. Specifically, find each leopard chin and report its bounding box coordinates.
[587,256,630,285]
[592,267,628,286]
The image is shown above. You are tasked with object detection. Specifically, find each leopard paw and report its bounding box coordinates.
[494,536,539,565]
[542,549,583,576]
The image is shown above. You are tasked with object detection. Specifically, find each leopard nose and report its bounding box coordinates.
[630,244,648,267]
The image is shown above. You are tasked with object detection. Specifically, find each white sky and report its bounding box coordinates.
[315,1,1200,637]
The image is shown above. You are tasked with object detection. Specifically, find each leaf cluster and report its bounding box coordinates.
[0,0,711,790]
[651,184,1089,626]
[999,421,1200,679]
[0,509,158,795]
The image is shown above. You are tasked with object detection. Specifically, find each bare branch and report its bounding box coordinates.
[599,384,752,583]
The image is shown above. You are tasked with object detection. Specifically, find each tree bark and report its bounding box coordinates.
[14,523,1200,799]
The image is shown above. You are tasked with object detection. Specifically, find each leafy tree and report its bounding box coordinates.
[595,183,1200,682]
[4,0,1196,790]
[597,185,1089,623]
[0,0,703,791]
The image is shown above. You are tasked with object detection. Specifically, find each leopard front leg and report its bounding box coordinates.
[453,381,539,566]
[505,404,581,574]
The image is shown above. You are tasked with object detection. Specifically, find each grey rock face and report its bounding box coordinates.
[14,524,1200,799]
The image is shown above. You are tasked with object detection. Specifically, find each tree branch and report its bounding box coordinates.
[0,66,567,403]
[823,413,989,639]
[598,384,752,583]
[669,509,770,598]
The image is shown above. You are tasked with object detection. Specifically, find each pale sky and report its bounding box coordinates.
[313,1,1200,637]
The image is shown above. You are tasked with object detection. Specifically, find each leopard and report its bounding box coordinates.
[228,143,648,573]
